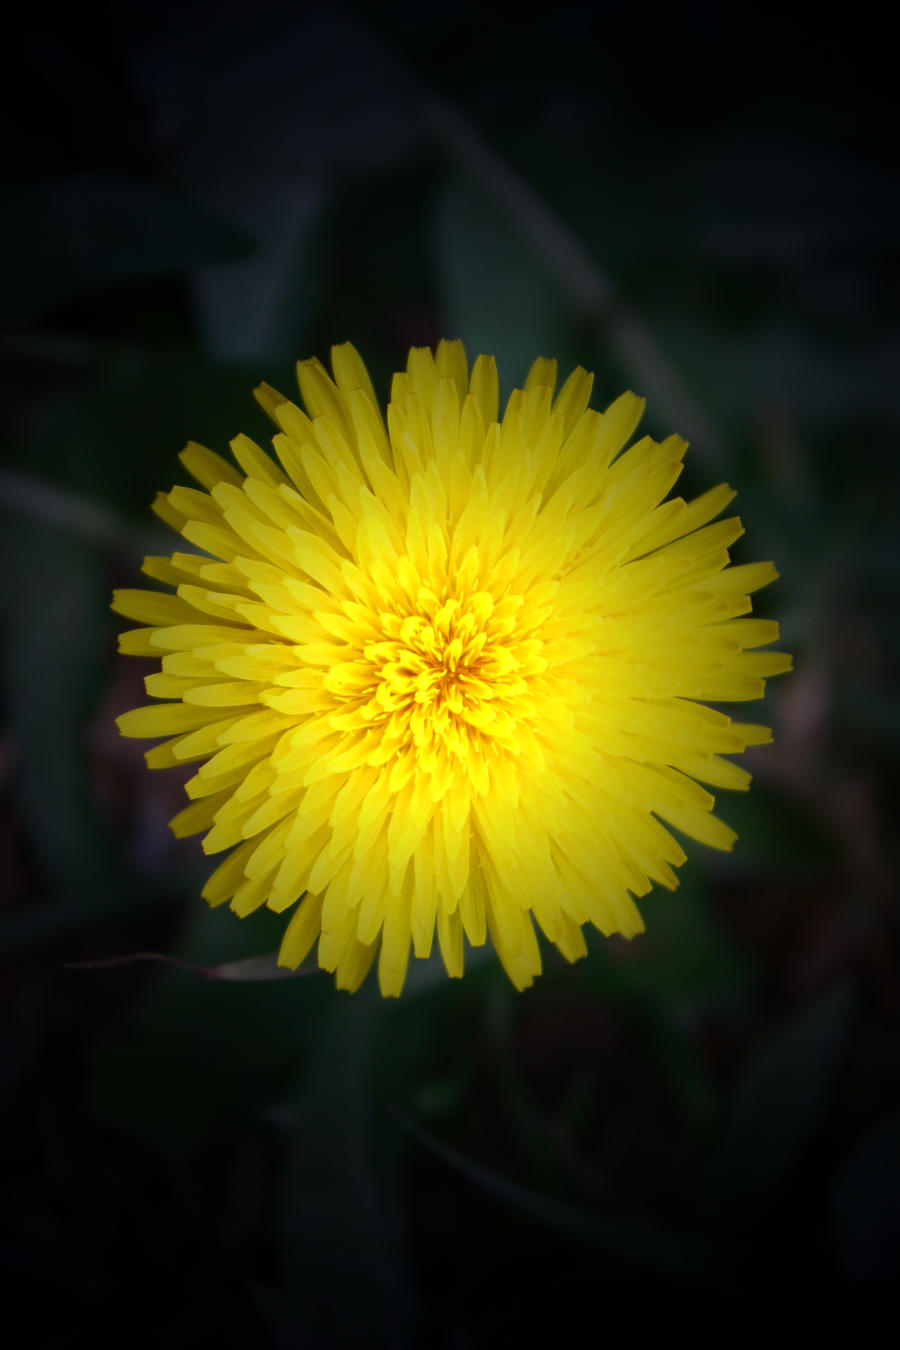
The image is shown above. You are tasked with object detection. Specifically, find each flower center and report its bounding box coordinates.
[361,584,540,768]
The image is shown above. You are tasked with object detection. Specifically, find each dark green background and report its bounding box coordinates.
[2,1,898,1345]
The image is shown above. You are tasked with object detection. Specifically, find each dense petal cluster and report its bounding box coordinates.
[114,341,790,995]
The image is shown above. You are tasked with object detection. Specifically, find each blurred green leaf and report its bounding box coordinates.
[719,783,840,873]
[484,982,570,1195]
[129,3,425,368]
[0,174,254,322]
[394,1106,726,1281]
[708,980,856,1220]
[132,4,423,184]
[271,993,415,1348]
[620,879,753,1011]
[435,171,574,387]
[191,178,328,364]
[0,468,141,551]
[831,1112,900,1281]
[656,312,900,447]
[405,1070,468,1123]
[432,108,726,464]
[0,517,112,887]
[577,931,722,1134]
[88,902,329,1149]
[5,348,276,516]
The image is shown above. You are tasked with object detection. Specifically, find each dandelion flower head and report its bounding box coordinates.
[114,341,790,996]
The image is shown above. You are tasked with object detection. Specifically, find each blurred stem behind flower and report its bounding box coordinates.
[113,341,791,996]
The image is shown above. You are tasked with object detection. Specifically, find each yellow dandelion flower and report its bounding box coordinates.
[114,341,790,996]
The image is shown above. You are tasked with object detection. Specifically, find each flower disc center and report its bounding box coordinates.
[361,583,532,765]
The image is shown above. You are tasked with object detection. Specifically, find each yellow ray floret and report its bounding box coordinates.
[113,340,790,996]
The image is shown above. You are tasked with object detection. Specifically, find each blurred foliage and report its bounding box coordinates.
[1,0,898,1346]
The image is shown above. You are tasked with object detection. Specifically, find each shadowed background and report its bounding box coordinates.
[1,1,898,1345]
